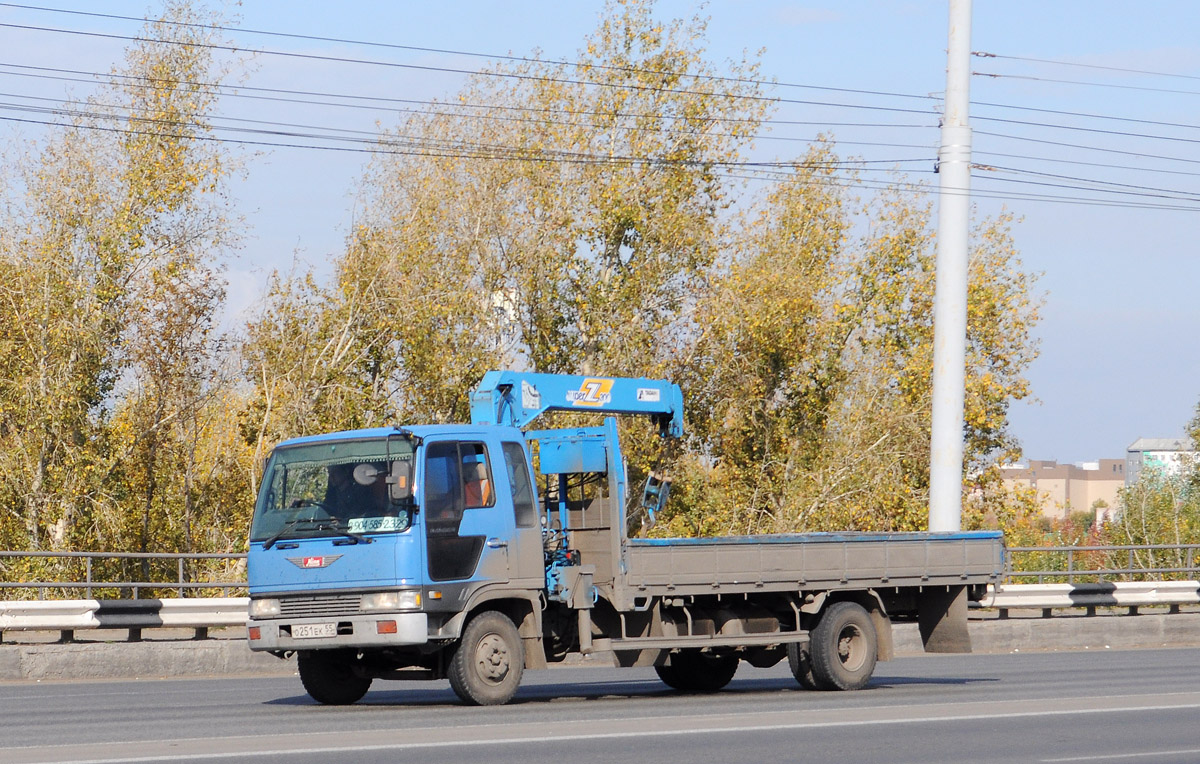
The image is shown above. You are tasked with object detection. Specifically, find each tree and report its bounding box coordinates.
[659,147,1041,536]
[1101,397,1200,576]
[0,0,243,560]
[243,0,768,440]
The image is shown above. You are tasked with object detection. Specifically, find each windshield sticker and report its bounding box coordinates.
[348,516,405,533]
[566,378,613,407]
[636,387,661,402]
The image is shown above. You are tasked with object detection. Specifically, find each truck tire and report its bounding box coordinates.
[297,653,372,705]
[655,650,739,692]
[785,642,824,690]
[808,601,877,691]
[448,610,525,706]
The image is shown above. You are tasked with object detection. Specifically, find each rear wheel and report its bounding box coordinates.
[808,601,877,691]
[297,652,372,705]
[448,610,525,706]
[786,642,824,690]
[655,650,739,692]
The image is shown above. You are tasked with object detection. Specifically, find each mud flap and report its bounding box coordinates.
[918,585,971,653]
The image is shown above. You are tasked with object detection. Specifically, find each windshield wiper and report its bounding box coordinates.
[314,521,373,545]
[262,515,321,550]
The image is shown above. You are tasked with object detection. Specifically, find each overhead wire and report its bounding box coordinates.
[0,109,930,170]
[973,71,1200,98]
[0,10,1196,213]
[10,107,1200,213]
[0,2,942,104]
[973,51,1200,82]
[0,21,942,119]
[975,129,1200,168]
[973,150,1200,180]
[974,165,1200,203]
[0,90,938,160]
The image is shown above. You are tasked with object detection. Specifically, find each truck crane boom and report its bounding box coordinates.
[468,370,684,438]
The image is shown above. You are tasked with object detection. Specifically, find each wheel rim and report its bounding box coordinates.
[836,624,867,672]
[474,632,511,683]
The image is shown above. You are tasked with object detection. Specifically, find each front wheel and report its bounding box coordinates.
[808,601,878,691]
[448,610,525,705]
[297,652,372,705]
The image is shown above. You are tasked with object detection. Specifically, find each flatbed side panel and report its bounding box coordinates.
[623,533,1003,595]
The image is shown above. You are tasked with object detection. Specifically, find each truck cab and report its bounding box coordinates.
[247,423,549,701]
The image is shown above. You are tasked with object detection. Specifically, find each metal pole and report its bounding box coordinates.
[928,0,973,532]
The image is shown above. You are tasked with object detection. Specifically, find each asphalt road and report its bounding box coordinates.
[2,647,1199,764]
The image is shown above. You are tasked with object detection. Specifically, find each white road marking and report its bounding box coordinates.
[1043,749,1200,763]
[8,693,1200,764]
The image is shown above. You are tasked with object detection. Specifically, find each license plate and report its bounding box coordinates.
[292,623,336,639]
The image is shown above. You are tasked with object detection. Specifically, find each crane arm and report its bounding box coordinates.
[469,370,684,438]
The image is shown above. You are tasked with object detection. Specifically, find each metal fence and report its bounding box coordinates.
[1006,544,1200,584]
[0,550,246,600]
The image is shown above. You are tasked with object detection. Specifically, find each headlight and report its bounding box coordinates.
[360,590,421,611]
[249,598,281,618]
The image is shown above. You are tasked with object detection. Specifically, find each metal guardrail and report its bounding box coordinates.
[1006,544,1200,584]
[1,545,1197,597]
[0,597,249,642]
[1,545,1199,642]
[3,582,1199,643]
[0,550,246,599]
[977,581,1200,618]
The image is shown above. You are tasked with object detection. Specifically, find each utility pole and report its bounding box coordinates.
[928,0,973,533]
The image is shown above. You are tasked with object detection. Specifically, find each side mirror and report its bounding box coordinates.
[387,458,414,502]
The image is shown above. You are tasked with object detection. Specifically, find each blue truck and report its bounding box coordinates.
[247,371,1004,705]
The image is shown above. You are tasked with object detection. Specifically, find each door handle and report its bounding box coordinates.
[486,537,509,549]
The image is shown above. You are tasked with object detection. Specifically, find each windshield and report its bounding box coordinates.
[250,436,416,544]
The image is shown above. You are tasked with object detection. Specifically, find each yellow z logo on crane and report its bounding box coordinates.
[566,378,614,407]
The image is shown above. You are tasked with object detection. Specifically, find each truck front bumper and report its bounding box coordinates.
[248,613,428,651]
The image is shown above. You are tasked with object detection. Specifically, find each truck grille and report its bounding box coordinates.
[278,593,361,618]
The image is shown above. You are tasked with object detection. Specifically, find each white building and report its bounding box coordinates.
[1125,438,1196,486]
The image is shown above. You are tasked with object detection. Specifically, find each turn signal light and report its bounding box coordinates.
[248,627,261,640]
[376,620,398,634]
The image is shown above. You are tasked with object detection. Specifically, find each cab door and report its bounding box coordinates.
[422,439,509,584]
[500,441,546,584]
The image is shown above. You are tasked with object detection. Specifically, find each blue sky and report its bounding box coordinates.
[1,1,1198,464]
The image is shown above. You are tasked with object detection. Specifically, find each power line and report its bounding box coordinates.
[0,21,940,118]
[0,69,938,153]
[974,113,1200,146]
[0,108,929,171]
[10,110,1199,213]
[0,89,938,161]
[0,2,940,104]
[0,61,938,134]
[974,71,1200,98]
[974,150,1200,180]
[975,129,1200,168]
[973,51,1200,82]
[976,164,1200,202]
[729,167,1200,213]
[973,99,1200,134]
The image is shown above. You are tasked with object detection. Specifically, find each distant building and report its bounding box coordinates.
[1125,437,1196,486]
[999,459,1125,521]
